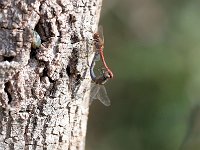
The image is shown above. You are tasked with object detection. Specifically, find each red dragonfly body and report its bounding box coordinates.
[93,26,113,78]
[89,26,113,106]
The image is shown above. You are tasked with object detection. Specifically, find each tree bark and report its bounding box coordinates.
[0,0,102,149]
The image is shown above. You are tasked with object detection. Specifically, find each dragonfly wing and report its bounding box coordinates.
[93,52,100,62]
[95,52,100,61]
[98,25,104,44]
[96,85,111,106]
[90,83,100,105]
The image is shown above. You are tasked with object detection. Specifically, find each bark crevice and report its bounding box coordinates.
[4,82,12,104]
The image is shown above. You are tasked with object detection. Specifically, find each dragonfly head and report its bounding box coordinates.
[108,70,114,79]
[93,33,100,39]
[94,69,112,85]
[103,69,113,79]
[93,33,104,49]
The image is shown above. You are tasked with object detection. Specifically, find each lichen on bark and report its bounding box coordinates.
[0,0,102,149]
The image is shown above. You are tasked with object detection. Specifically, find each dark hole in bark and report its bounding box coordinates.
[75,74,81,85]
[32,117,38,129]
[34,22,41,36]
[3,56,14,62]
[59,72,63,78]
[34,21,46,43]
[67,48,78,77]
[70,33,80,44]
[4,82,12,104]
[59,135,63,142]
[69,14,76,25]
[42,67,48,77]
[66,65,71,77]
[42,67,54,83]
[77,74,81,80]
[49,80,59,98]
[30,47,37,59]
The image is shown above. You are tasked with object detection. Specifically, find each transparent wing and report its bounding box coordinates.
[96,85,111,106]
[90,83,100,105]
[94,52,100,62]
[98,25,104,44]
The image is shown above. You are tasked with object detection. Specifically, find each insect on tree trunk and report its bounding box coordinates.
[0,0,102,149]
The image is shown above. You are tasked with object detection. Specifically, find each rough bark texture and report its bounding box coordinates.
[0,0,102,149]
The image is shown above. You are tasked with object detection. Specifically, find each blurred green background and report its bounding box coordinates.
[86,0,200,150]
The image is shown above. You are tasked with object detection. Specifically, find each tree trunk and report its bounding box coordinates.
[0,0,102,149]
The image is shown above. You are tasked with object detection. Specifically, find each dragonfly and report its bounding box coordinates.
[93,26,113,78]
[89,51,112,106]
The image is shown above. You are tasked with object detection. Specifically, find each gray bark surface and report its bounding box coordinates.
[0,0,102,149]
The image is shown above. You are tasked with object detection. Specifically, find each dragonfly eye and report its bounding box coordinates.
[108,70,114,78]
[93,33,100,39]
[102,71,110,78]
